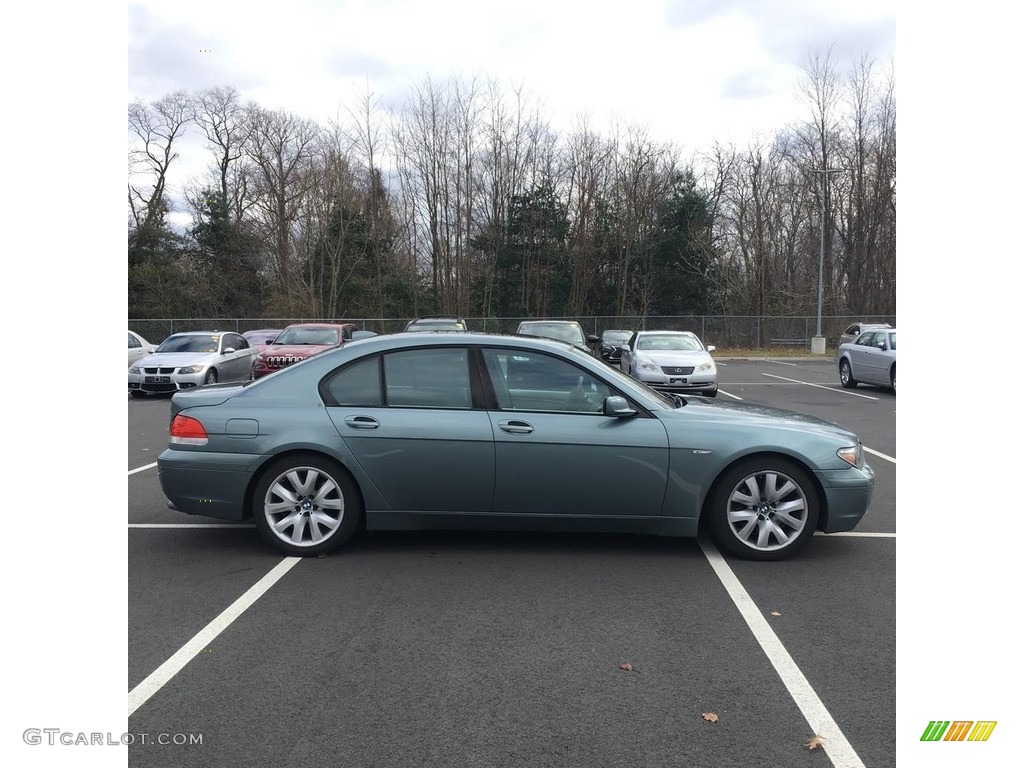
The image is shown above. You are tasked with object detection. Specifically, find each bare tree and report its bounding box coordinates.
[245,106,321,297]
[128,90,192,232]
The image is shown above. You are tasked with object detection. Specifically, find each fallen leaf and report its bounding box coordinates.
[770,611,782,616]
[618,663,634,672]
[702,712,719,723]
[804,734,826,750]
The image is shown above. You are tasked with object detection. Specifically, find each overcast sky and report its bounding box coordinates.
[129,0,895,224]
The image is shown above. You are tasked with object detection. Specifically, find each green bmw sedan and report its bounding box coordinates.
[157,332,873,561]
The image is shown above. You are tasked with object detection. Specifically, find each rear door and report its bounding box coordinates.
[324,347,495,512]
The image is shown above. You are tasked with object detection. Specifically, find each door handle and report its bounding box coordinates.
[344,415,380,430]
[498,419,534,435]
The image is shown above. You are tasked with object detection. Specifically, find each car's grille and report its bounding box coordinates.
[661,366,694,375]
[266,356,304,369]
[143,367,176,374]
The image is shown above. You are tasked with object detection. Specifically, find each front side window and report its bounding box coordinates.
[483,348,612,414]
[888,332,896,351]
[384,348,471,409]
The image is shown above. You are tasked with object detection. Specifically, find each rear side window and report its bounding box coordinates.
[384,348,471,409]
[324,357,383,406]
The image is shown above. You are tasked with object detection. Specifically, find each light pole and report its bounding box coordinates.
[808,167,844,354]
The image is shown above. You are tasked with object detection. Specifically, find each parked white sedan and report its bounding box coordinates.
[620,330,718,397]
[837,328,896,392]
[128,331,257,398]
[128,330,156,366]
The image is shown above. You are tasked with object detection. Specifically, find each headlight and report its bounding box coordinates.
[638,360,659,371]
[178,365,204,375]
[837,444,863,467]
[697,361,716,373]
[128,366,141,374]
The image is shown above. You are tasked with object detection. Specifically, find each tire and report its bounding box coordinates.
[702,388,718,398]
[252,454,362,556]
[129,390,149,399]
[839,359,858,389]
[204,368,218,385]
[890,365,895,393]
[706,457,820,561]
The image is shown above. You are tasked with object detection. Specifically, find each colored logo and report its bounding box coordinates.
[920,721,997,742]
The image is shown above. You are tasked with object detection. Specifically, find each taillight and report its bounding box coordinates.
[170,414,209,446]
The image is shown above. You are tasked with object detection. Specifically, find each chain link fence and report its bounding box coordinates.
[128,315,896,351]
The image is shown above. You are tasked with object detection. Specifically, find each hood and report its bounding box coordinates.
[132,351,217,368]
[672,397,856,440]
[259,343,335,359]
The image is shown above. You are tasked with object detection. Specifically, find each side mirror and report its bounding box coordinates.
[603,395,637,418]
[706,345,716,353]
[223,347,236,353]
[587,334,600,345]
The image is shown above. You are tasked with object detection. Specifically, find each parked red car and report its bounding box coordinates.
[251,323,359,379]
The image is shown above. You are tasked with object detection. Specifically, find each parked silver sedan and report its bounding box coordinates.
[620,331,718,397]
[837,328,896,392]
[157,333,874,561]
[128,331,257,398]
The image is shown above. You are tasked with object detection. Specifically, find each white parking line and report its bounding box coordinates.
[699,536,866,768]
[815,531,895,538]
[766,359,798,366]
[864,447,895,464]
[129,523,256,528]
[762,373,879,400]
[718,389,744,400]
[129,462,157,476]
[128,556,301,717]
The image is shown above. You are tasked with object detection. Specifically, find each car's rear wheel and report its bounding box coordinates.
[706,457,819,561]
[252,454,361,556]
[839,359,858,388]
[204,369,218,385]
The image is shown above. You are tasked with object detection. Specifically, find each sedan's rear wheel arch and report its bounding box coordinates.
[244,450,366,526]
[700,452,827,534]
[249,451,366,556]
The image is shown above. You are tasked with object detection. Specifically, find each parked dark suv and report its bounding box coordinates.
[516,320,599,354]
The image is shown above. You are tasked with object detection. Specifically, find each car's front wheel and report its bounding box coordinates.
[204,369,218,385]
[702,388,718,398]
[252,454,362,556]
[839,359,858,388]
[706,457,820,561]
[129,390,148,399]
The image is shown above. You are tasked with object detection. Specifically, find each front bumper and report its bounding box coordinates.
[128,370,206,394]
[815,463,875,532]
[634,368,717,392]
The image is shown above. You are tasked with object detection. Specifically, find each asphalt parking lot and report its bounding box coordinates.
[127,358,895,768]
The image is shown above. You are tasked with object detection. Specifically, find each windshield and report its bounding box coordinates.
[602,331,632,343]
[636,334,702,352]
[156,334,220,354]
[520,323,585,346]
[273,327,340,346]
